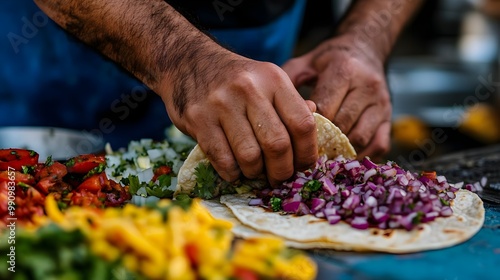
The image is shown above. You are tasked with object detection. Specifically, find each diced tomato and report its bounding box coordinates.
[184,244,198,267]
[421,171,437,180]
[25,187,45,204]
[35,162,68,194]
[77,173,106,193]
[35,162,68,181]
[0,171,35,185]
[66,154,105,174]
[232,267,259,280]
[68,190,102,207]
[152,165,172,181]
[0,149,39,171]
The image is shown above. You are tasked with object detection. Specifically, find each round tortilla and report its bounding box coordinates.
[175,113,356,196]
[219,190,485,253]
[201,199,358,250]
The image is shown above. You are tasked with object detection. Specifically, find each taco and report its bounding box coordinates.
[175,113,356,198]
[175,113,485,253]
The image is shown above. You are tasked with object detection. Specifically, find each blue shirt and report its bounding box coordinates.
[0,0,305,148]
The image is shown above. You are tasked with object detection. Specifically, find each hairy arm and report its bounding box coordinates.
[336,0,423,62]
[34,0,226,115]
[34,0,318,185]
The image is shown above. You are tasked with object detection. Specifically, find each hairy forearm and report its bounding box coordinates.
[34,0,230,115]
[336,0,423,60]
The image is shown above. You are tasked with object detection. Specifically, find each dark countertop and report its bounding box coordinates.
[312,202,499,280]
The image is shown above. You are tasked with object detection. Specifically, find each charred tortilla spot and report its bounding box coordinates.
[443,229,461,235]
[308,220,325,224]
[371,229,379,235]
[382,230,394,238]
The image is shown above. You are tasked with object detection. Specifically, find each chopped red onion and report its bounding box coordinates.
[248,198,263,206]
[363,168,377,182]
[255,155,464,231]
[345,160,361,171]
[282,201,301,213]
[351,217,369,230]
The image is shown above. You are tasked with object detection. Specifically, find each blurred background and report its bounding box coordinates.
[298,0,500,166]
[1,0,500,164]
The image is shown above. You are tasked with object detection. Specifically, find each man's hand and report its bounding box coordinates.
[162,51,319,185]
[282,35,392,160]
[283,0,423,160]
[34,0,318,186]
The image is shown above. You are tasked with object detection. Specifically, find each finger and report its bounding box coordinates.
[196,126,241,182]
[347,104,385,151]
[356,121,391,161]
[333,87,376,134]
[219,113,264,179]
[281,55,317,87]
[309,62,351,121]
[272,77,318,173]
[305,100,317,113]
[247,103,294,185]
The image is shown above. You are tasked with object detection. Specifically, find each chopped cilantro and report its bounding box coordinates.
[29,150,36,157]
[17,182,31,191]
[21,165,35,174]
[270,197,282,212]
[440,198,450,206]
[300,179,323,200]
[10,150,17,155]
[45,156,54,167]
[83,163,106,179]
[127,175,141,195]
[57,201,68,210]
[65,158,75,168]
[122,174,174,198]
[193,162,218,199]
[157,174,172,188]
[145,184,174,198]
[174,194,193,210]
[304,180,322,192]
[412,212,424,225]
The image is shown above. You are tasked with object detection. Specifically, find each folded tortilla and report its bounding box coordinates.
[175,113,356,196]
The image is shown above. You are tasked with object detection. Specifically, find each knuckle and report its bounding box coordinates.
[233,71,257,92]
[334,113,354,133]
[336,62,353,81]
[351,132,371,148]
[205,147,238,178]
[259,62,286,79]
[262,137,290,158]
[212,155,236,174]
[235,145,261,168]
[293,114,316,136]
